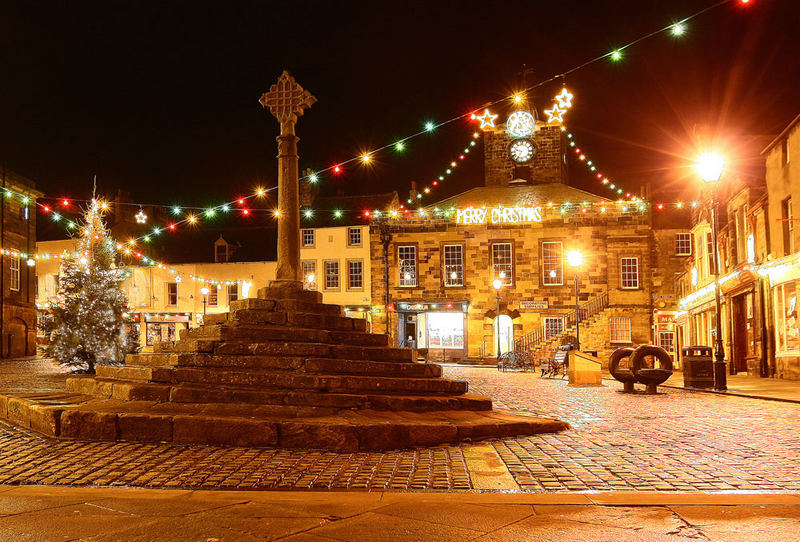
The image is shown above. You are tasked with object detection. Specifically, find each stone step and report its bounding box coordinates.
[169,368,467,395]
[168,386,491,412]
[0,390,567,450]
[257,284,323,303]
[182,323,388,347]
[125,354,180,367]
[211,341,414,363]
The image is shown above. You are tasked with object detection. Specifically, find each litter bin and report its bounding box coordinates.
[681,346,714,389]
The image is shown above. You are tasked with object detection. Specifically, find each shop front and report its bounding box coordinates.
[396,301,468,362]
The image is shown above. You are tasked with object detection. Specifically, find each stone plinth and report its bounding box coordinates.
[568,350,603,387]
[1,283,568,451]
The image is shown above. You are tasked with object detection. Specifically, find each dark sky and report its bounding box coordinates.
[1,0,798,225]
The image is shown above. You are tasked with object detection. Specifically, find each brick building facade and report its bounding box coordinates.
[0,167,41,358]
[369,107,687,363]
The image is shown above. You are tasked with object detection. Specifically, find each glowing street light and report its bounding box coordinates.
[695,151,727,391]
[200,286,210,316]
[567,250,584,351]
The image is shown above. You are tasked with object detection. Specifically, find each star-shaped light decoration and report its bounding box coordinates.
[544,104,566,124]
[474,109,498,129]
[135,209,148,224]
[555,88,574,109]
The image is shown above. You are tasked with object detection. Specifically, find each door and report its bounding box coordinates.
[731,294,748,373]
[494,315,514,355]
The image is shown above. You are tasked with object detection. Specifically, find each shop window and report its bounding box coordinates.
[324,260,339,290]
[492,242,513,285]
[302,228,315,247]
[208,285,218,306]
[675,233,692,256]
[347,227,361,247]
[609,317,632,343]
[542,241,563,285]
[443,244,464,287]
[658,331,675,353]
[347,259,363,290]
[427,312,464,349]
[782,197,794,255]
[543,316,564,340]
[9,254,20,291]
[775,282,799,353]
[227,284,238,304]
[166,282,178,305]
[620,257,639,289]
[302,260,316,290]
[398,246,417,287]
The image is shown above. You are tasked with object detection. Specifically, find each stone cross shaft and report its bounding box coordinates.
[259,71,316,283]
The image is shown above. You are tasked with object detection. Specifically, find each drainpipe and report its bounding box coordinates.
[379,223,392,337]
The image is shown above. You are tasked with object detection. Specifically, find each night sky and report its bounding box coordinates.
[1,0,798,234]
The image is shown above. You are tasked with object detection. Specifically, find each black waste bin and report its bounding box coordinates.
[682,346,714,389]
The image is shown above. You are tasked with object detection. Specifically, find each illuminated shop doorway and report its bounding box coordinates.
[494,314,514,355]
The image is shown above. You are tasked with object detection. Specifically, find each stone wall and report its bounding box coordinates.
[485,123,564,186]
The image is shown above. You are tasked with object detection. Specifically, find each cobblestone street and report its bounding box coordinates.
[1,359,799,492]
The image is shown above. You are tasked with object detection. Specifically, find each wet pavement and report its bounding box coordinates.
[0,359,799,492]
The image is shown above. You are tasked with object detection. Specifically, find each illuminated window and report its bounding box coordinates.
[543,316,564,340]
[492,242,513,285]
[324,260,339,290]
[620,257,639,289]
[347,227,361,247]
[443,244,464,287]
[9,254,20,291]
[302,260,316,290]
[398,246,417,287]
[208,285,218,306]
[166,282,178,305]
[542,241,563,285]
[227,284,238,304]
[347,259,363,290]
[609,317,632,343]
[658,331,675,353]
[675,233,692,256]
[775,282,799,353]
[302,228,315,247]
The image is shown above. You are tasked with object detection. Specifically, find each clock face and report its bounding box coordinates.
[509,139,535,164]
[506,110,535,138]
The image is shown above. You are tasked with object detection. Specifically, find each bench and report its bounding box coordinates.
[540,346,570,378]
[497,350,535,372]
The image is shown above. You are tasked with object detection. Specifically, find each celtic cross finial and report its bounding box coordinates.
[259,70,316,130]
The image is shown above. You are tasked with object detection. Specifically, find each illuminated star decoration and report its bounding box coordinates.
[474,109,498,129]
[544,104,566,123]
[135,209,148,224]
[555,88,574,109]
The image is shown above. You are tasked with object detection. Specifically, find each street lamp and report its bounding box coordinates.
[695,151,727,392]
[200,287,209,316]
[566,250,584,351]
[492,278,503,360]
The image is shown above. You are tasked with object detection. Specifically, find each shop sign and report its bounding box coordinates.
[520,300,548,310]
[657,314,674,324]
[456,205,543,226]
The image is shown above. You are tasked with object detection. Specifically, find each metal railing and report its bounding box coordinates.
[513,292,609,354]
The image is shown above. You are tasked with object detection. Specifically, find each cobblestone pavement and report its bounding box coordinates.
[449,367,800,492]
[0,359,799,492]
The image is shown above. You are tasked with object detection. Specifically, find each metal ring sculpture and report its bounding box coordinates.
[630,345,674,394]
[609,347,637,393]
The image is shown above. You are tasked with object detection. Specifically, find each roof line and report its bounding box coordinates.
[761,112,800,155]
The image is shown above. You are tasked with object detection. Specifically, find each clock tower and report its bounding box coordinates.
[483,104,567,187]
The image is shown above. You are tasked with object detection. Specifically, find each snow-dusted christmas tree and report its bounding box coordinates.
[44,199,136,373]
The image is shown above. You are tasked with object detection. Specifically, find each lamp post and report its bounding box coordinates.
[492,278,503,360]
[696,152,727,392]
[566,250,584,351]
[200,287,209,317]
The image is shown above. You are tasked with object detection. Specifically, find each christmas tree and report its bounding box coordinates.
[45,199,136,373]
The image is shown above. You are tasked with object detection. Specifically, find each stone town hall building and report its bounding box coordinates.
[369,105,688,363]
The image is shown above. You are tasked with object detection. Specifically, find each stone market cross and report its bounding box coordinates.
[259,70,317,283]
